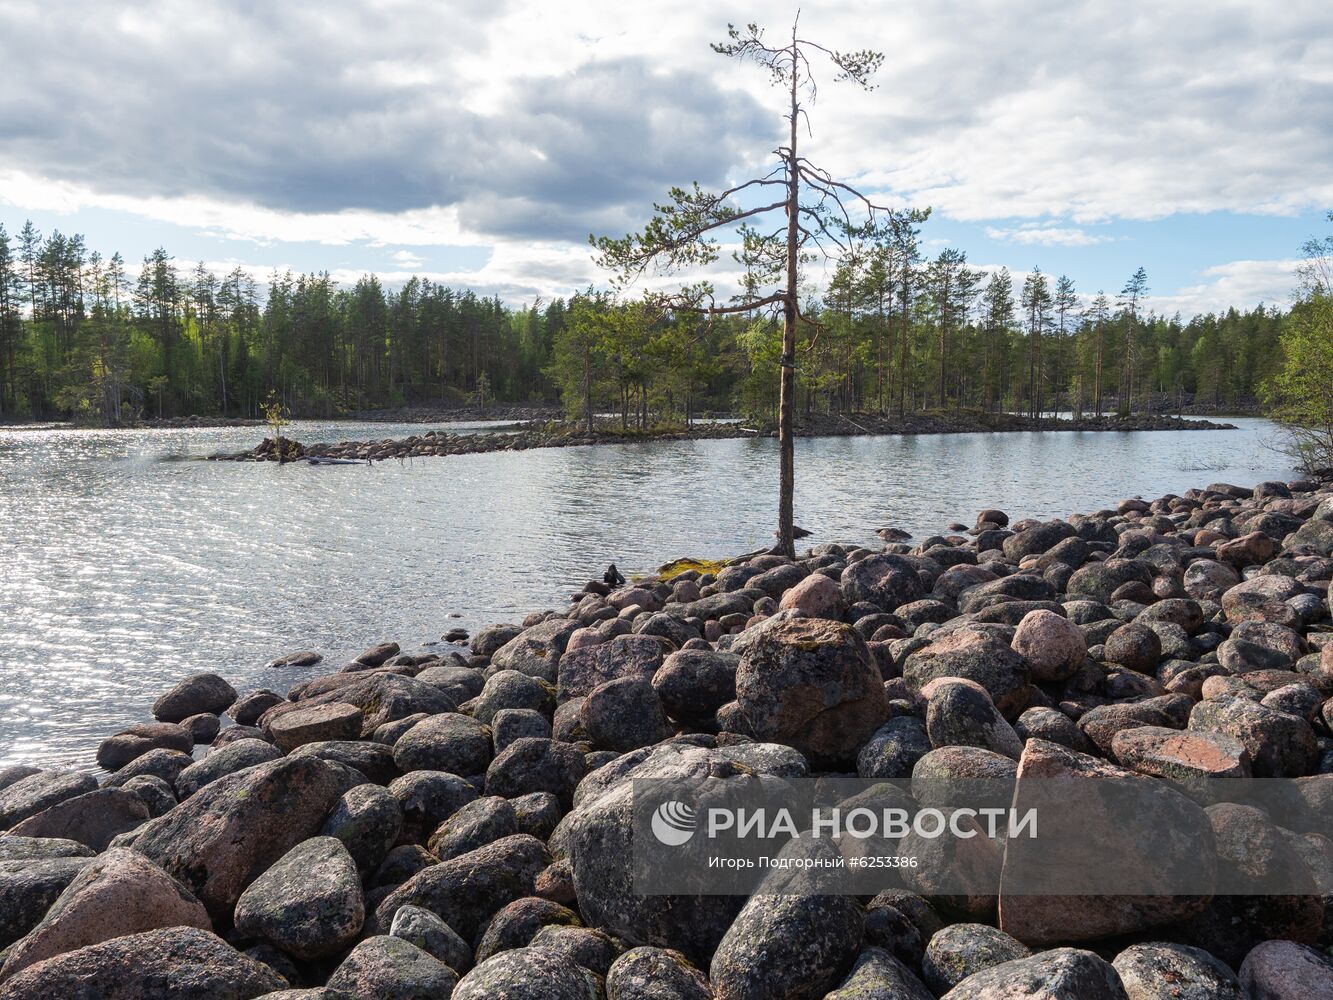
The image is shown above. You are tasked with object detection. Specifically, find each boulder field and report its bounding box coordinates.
[1,476,1332,998]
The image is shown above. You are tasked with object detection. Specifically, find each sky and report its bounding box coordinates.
[2,0,1331,318]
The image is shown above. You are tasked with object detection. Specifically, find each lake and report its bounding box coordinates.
[0,417,1295,768]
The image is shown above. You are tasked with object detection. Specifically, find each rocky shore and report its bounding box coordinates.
[2,476,1332,998]
[209,411,1238,463]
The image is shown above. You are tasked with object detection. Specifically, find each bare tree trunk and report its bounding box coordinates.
[777,34,800,559]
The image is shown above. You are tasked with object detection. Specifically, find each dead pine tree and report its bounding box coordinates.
[592,16,892,557]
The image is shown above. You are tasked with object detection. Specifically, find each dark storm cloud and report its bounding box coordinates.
[0,0,768,240]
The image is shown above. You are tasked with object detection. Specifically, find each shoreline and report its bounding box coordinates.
[0,469,1329,992]
[208,411,1240,463]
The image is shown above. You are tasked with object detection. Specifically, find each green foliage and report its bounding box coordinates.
[1262,213,1333,470]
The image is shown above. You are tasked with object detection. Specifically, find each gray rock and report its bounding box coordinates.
[428,795,518,861]
[375,834,551,943]
[470,670,556,724]
[392,712,493,777]
[388,770,477,843]
[581,677,674,752]
[229,689,286,726]
[529,925,620,976]
[389,903,472,974]
[233,836,364,960]
[0,926,286,1000]
[130,755,343,921]
[321,783,403,873]
[326,935,459,1000]
[605,946,712,1000]
[96,723,194,771]
[0,857,91,949]
[1013,707,1096,754]
[561,743,749,964]
[485,737,587,809]
[925,680,1024,759]
[942,947,1129,999]
[0,835,93,861]
[709,890,863,1000]
[827,947,934,1000]
[453,947,599,1000]
[858,716,932,779]
[652,649,740,722]
[1112,942,1244,1000]
[122,775,177,817]
[175,738,282,798]
[474,895,581,963]
[269,702,365,753]
[5,787,149,852]
[1188,696,1319,777]
[153,673,238,723]
[732,615,889,764]
[922,923,1031,996]
[0,848,210,982]
[181,713,222,744]
[556,634,668,703]
[841,553,926,611]
[490,618,580,681]
[491,708,551,754]
[903,627,1031,719]
[1238,939,1333,1000]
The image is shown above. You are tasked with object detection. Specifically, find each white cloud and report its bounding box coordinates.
[390,249,426,269]
[1144,258,1299,317]
[985,225,1113,247]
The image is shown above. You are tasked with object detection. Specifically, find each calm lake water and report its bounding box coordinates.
[0,417,1295,768]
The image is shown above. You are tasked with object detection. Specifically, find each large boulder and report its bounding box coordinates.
[129,755,342,921]
[580,677,674,752]
[922,923,1031,996]
[0,848,209,983]
[0,857,92,950]
[1221,576,1304,626]
[560,743,750,965]
[175,739,283,799]
[903,627,1031,719]
[1011,610,1086,683]
[925,680,1024,759]
[153,673,238,723]
[0,926,285,1000]
[779,573,845,619]
[1003,521,1077,560]
[557,635,668,703]
[710,889,863,1000]
[326,935,460,1000]
[491,618,580,681]
[391,713,492,776]
[652,649,740,723]
[841,553,926,611]
[1188,696,1319,777]
[453,947,598,1000]
[0,771,98,829]
[941,948,1128,999]
[233,836,364,960]
[826,947,934,1000]
[732,615,889,764]
[605,946,712,1000]
[374,834,550,943]
[96,724,194,771]
[998,739,1215,945]
[1111,942,1244,1000]
[5,788,148,852]
[268,702,363,753]
[321,783,403,873]
[1238,939,1333,1000]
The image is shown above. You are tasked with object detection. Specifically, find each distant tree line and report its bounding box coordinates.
[0,217,1286,425]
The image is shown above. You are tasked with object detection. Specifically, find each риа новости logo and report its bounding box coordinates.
[651,800,697,846]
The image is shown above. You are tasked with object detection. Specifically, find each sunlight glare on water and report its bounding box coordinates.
[0,417,1294,767]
